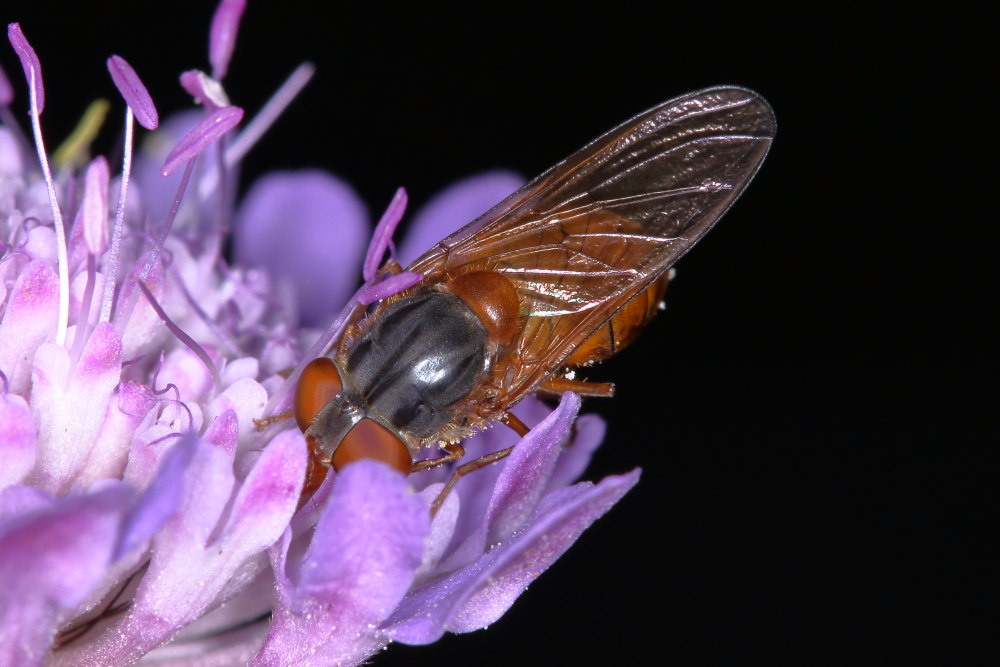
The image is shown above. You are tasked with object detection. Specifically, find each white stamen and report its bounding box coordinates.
[25,68,69,346]
[100,108,134,323]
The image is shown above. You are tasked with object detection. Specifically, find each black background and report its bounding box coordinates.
[3,2,989,665]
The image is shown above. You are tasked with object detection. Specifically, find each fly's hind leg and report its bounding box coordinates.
[430,444,517,516]
[429,410,528,516]
[537,376,615,398]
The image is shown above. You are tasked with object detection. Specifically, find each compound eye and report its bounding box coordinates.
[332,418,412,475]
[294,357,343,431]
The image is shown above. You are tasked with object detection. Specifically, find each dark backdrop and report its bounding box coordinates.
[4,2,988,665]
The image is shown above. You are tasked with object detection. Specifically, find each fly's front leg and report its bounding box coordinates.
[254,409,293,431]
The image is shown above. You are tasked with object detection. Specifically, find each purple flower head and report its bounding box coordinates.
[0,3,640,664]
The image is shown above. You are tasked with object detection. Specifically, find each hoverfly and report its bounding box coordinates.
[293,87,775,503]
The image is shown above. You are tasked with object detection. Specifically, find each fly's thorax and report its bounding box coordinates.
[334,288,492,447]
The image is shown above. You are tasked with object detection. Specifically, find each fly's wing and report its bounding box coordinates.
[407,86,775,403]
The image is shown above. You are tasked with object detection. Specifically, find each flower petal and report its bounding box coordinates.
[0,484,131,663]
[132,111,202,216]
[0,61,13,105]
[114,434,196,559]
[257,461,428,666]
[383,469,640,643]
[219,428,305,556]
[398,170,524,266]
[443,392,580,570]
[233,170,369,325]
[0,393,36,489]
[547,412,606,490]
[0,126,23,174]
[29,323,122,493]
[0,260,59,395]
[447,469,640,633]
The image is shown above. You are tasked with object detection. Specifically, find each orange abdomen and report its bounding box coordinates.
[564,274,669,367]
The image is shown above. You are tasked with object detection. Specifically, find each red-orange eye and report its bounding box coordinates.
[294,357,343,431]
[332,418,412,475]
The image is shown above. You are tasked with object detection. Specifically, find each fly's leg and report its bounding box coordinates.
[501,411,531,436]
[430,444,516,517]
[537,377,615,398]
[410,443,465,473]
[428,410,530,516]
[253,410,293,431]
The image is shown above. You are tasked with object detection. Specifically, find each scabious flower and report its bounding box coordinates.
[0,4,639,665]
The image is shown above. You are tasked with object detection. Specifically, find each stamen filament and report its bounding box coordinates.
[113,159,196,331]
[100,109,134,323]
[25,69,70,346]
[198,63,315,200]
[137,280,223,395]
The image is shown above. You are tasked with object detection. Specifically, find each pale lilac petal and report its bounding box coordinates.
[258,461,429,666]
[58,435,238,664]
[447,469,640,632]
[0,260,59,395]
[548,412,606,489]
[418,397,551,551]
[158,347,215,404]
[0,485,52,520]
[6,23,44,113]
[114,434,196,559]
[0,126,23,173]
[357,271,423,305]
[161,105,243,176]
[0,393,35,489]
[84,382,170,486]
[0,484,131,664]
[29,323,122,493]
[383,469,639,643]
[416,482,460,577]
[203,407,239,453]
[118,259,170,360]
[106,55,158,130]
[220,356,258,387]
[0,62,12,105]
[233,170,369,325]
[207,377,267,445]
[444,392,580,569]
[133,111,201,216]
[123,401,203,491]
[209,0,247,80]
[296,462,427,614]
[398,170,524,265]
[219,429,305,554]
[141,622,267,665]
[363,187,407,280]
[165,574,272,647]
[162,431,236,548]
